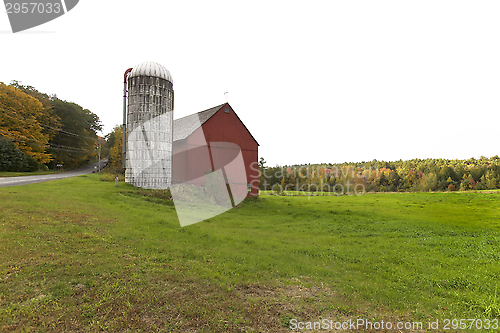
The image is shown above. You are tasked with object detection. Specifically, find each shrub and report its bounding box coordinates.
[0,136,40,172]
[100,173,124,182]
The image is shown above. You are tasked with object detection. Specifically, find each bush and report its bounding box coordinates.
[271,184,283,195]
[100,173,125,182]
[24,154,40,171]
[0,136,40,172]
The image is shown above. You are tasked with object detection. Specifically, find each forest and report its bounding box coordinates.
[259,156,500,193]
[0,81,103,171]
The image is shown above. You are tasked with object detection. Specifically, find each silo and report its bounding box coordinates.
[125,61,174,189]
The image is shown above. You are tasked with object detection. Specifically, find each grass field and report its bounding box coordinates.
[1,175,500,332]
[0,170,61,178]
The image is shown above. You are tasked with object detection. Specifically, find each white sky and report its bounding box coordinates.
[1,1,499,167]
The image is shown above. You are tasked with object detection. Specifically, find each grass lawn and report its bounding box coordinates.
[1,174,500,332]
[0,171,61,178]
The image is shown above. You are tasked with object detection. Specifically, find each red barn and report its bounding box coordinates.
[172,103,259,198]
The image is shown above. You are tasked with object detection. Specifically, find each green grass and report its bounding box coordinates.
[0,170,61,177]
[1,175,500,332]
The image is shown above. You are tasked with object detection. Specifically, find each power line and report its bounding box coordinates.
[0,130,89,152]
[0,108,97,140]
[2,108,93,139]
[0,129,88,151]
[0,107,104,163]
[1,135,89,154]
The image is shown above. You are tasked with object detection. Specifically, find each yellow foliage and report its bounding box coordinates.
[108,126,123,172]
[0,83,52,164]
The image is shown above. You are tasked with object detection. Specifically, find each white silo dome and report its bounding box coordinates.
[129,61,173,82]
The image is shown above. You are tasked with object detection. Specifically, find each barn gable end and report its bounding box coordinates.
[172,103,259,197]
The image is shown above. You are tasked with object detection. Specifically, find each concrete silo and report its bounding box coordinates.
[125,61,174,189]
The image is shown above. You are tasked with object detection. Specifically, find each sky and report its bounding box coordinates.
[1,1,499,167]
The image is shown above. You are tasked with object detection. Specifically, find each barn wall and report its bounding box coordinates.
[182,126,213,186]
[172,139,187,184]
[199,104,259,197]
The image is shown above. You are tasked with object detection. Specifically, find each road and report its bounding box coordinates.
[0,159,108,188]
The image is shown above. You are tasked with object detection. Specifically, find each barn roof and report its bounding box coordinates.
[173,103,259,145]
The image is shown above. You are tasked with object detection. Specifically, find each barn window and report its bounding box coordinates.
[225,108,230,113]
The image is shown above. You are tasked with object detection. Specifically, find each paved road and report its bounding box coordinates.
[0,159,108,188]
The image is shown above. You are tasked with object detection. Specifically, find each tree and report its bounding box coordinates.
[0,136,39,171]
[459,174,476,191]
[378,172,388,187]
[258,157,267,172]
[388,171,401,191]
[417,172,438,192]
[49,98,102,168]
[280,173,286,191]
[9,81,61,141]
[1,81,103,170]
[107,126,123,173]
[104,126,119,157]
[258,157,267,190]
[0,83,52,164]
[484,169,498,189]
[405,170,417,189]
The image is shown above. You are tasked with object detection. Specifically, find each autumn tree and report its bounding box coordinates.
[484,169,499,189]
[0,83,52,164]
[259,157,500,194]
[1,81,103,170]
[9,81,61,141]
[107,125,124,173]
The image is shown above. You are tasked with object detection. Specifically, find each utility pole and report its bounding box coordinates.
[98,140,101,172]
[123,68,133,170]
[95,139,102,172]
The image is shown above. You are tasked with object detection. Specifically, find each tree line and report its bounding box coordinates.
[105,136,500,194]
[259,156,500,193]
[0,81,103,171]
